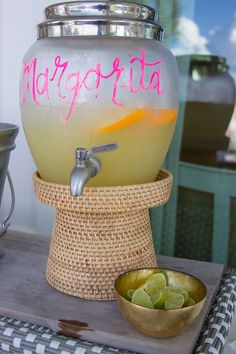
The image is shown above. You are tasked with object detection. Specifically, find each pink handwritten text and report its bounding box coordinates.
[21,49,164,121]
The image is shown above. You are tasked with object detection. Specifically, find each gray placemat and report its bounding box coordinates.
[0,231,225,354]
[0,271,235,354]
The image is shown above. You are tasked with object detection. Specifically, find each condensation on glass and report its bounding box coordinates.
[20,1,179,186]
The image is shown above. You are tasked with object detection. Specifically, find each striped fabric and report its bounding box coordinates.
[195,270,236,354]
[0,318,134,354]
[0,270,235,354]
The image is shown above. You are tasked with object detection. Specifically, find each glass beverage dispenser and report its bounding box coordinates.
[20,1,179,187]
[178,55,235,167]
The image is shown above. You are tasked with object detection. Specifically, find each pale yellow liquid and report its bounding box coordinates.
[22,105,177,186]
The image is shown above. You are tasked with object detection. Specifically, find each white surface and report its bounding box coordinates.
[0,0,55,236]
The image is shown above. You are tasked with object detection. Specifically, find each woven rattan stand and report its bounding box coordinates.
[33,170,172,300]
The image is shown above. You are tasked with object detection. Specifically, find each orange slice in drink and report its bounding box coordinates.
[98,108,149,134]
[147,109,177,129]
[98,108,177,134]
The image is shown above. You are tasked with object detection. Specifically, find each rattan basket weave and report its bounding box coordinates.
[33,170,172,300]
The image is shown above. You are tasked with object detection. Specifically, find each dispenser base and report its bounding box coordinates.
[33,170,172,300]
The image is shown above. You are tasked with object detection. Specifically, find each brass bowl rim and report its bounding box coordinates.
[114,267,207,311]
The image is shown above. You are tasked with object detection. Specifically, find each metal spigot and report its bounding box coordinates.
[70,143,118,197]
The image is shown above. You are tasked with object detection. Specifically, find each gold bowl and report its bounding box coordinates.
[114,268,207,338]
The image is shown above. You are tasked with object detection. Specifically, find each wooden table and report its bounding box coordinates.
[0,230,235,354]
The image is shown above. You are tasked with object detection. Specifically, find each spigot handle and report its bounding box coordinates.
[88,143,118,155]
[75,143,117,162]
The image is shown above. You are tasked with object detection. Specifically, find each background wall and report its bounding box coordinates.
[0,0,56,236]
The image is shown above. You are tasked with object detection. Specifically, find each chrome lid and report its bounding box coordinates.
[38,1,163,41]
[45,1,158,23]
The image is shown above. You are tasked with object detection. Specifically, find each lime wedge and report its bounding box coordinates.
[164,286,189,303]
[127,289,135,301]
[131,288,154,309]
[185,297,196,307]
[144,273,167,297]
[151,290,168,309]
[164,292,185,310]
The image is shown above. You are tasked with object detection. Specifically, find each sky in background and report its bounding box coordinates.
[170,0,236,82]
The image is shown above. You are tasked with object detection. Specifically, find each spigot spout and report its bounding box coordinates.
[70,143,117,197]
[70,161,98,197]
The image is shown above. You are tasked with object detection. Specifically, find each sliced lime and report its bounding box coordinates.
[131,288,154,309]
[185,297,196,307]
[164,286,189,303]
[164,292,185,310]
[144,273,167,297]
[151,290,168,309]
[126,289,135,301]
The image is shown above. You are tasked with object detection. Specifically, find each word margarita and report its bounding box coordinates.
[21,49,164,121]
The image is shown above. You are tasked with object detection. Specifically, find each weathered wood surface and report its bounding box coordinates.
[0,230,224,354]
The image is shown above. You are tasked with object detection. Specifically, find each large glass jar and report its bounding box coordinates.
[177,54,236,167]
[20,1,179,186]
